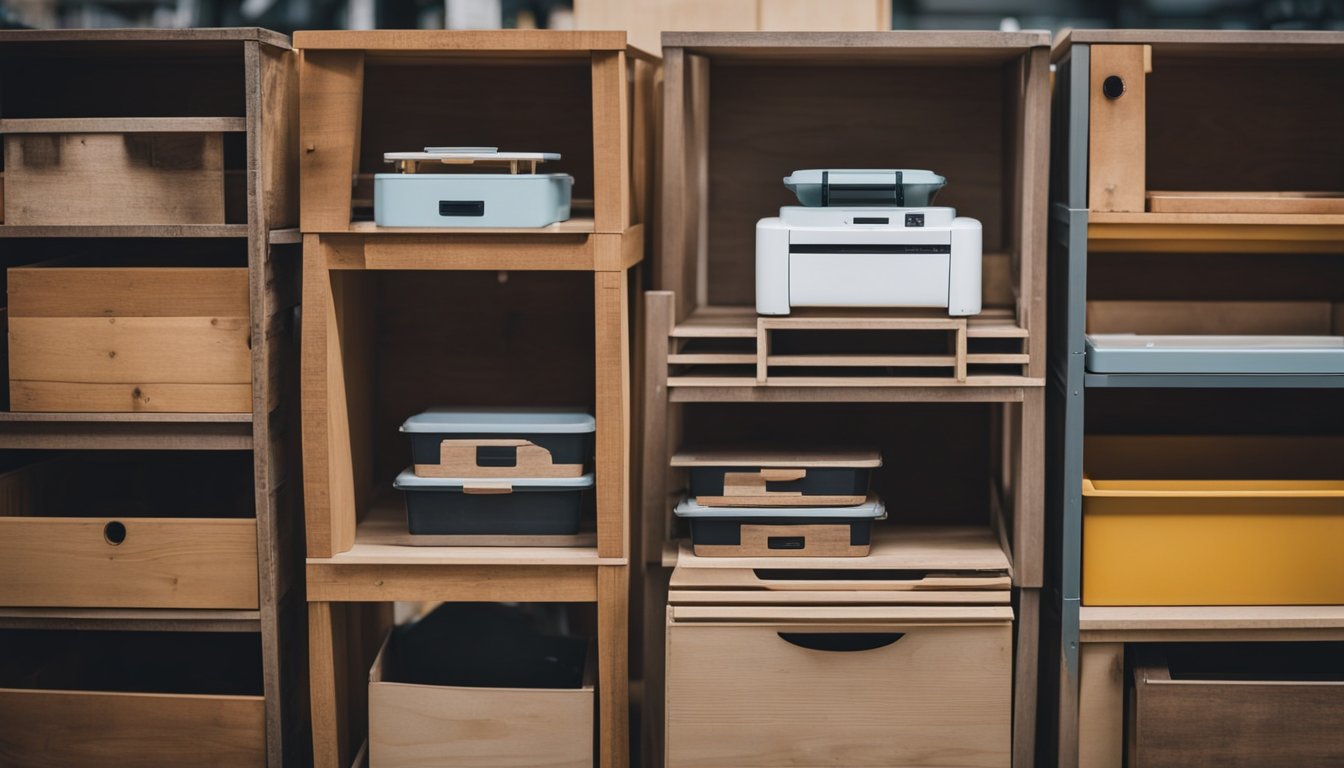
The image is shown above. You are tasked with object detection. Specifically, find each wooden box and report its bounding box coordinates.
[0,457,258,609]
[1,121,235,226]
[1082,435,1344,606]
[368,633,595,768]
[1130,644,1344,767]
[0,629,266,768]
[7,261,252,413]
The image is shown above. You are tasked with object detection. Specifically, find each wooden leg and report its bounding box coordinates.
[1058,646,1081,768]
[1078,643,1124,768]
[309,601,348,768]
[598,565,630,768]
[1013,589,1040,768]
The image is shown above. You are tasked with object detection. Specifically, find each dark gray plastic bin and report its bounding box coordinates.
[394,469,593,536]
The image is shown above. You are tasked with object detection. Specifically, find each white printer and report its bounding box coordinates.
[756,169,982,316]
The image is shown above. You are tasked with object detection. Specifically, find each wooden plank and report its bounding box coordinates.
[0,607,260,632]
[0,224,249,238]
[299,50,363,232]
[9,316,252,383]
[9,382,252,413]
[261,46,300,230]
[0,689,266,768]
[4,133,226,226]
[1086,299,1333,335]
[595,270,631,559]
[1147,190,1344,214]
[0,420,253,451]
[1079,605,1344,635]
[668,589,1011,605]
[0,517,259,609]
[1087,45,1148,212]
[1077,643,1124,768]
[1020,46,1051,379]
[0,117,246,133]
[1014,390,1044,588]
[668,384,1033,403]
[7,267,249,318]
[663,30,1051,55]
[592,50,631,232]
[640,292,674,569]
[0,27,290,46]
[1088,211,1344,226]
[767,354,957,367]
[293,29,633,52]
[758,0,889,30]
[326,232,598,270]
[598,565,630,768]
[305,563,599,602]
[309,601,348,768]
[1013,588,1040,768]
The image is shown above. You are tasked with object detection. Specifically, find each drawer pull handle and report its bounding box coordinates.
[104,521,127,545]
[777,632,904,653]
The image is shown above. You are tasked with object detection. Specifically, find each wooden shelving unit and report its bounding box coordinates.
[1046,29,1344,768]
[640,31,1051,768]
[0,28,303,766]
[294,30,655,768]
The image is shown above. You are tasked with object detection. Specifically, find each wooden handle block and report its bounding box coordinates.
[721,468,807,498]
[461,482,514,495]
[693,524,868,558]
[414,438,583,479]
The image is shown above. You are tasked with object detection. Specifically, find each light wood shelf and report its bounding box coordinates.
[0,117,247,133]
[0,411,254,450]
[0,607,262,632]
[0,224,252,238]
[1087,211,1344,253]
[1079,605,1344,642]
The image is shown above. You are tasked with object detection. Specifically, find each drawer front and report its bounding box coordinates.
[1083,496,1344,605]
[0,688,264,768]
[789,252,951,308]
[0,517,258,609]
[3,133,225,226]
[667,619,1012,767]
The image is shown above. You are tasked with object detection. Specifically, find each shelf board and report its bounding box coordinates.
[0,607,261,632]
[0,224,250,239]
[341,215,596,236]
[668,384,1036,403]
[0,411,252,450]
[1079,605,1344,643]
[674,525,1011,574]
[306,498,624,603]
[1086,211,1344,253]
[0,117,246,134]
[1085,372,1344,389]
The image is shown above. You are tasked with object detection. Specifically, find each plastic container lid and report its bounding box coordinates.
[784,169,946,207]
[671,448,881,468]
[394,468,595,491]
[384,148,562,162]
[400,407,596,435]
[674,495,887,519]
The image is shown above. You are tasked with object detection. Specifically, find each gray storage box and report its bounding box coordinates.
[784,169,945,207]
[375,148,573,228]
[675,495,886,557]
[394,469,593,536]
[401,407,595,479]
[1085,334,1344,374]
[671,448,881,507]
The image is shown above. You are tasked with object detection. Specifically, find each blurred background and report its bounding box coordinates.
[1,0,1341,45]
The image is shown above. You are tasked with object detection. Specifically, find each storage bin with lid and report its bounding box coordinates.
[374,148,573,228]
[674,494,886,557]
[672,448,880,507]
[400,407,595,479]
[394,469,593,536]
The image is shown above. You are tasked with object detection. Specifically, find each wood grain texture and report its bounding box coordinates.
[9,381,252,413]
[1012,588,1040,768]
[0,26,288,46]
[598,565,630,768]
[414,438,583,478]
[595,270,631,559]
[299,51,363,231]
[1147,190,1344,214]
[0,688,265,768]
[666,616,1012,767]
[1086,299,1336,335]
[758,0,889,30]
[592,50,631,232]
[7,267,249,318]
[1131,648,1344,767]
[4,133,226,225]
[1087,45,1147,212]
[0,117,245,134]
[1076,643,1123,768]
[692,523,870,557]
[0,517,258,609]
[293,29,633,52]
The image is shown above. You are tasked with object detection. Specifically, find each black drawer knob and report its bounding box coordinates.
[1102,75,1126,99]
[104,521,127,545]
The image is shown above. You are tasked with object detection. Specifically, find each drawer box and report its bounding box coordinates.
[1131,644,1344,767]
[1082,435,1344,606]
[0,459,258,609]
[7,262,251,413]
[665,604,1013,768]
[394,468,592,537]
[2,130,227,226]
[369,631,595,768]
[672,448,880,507]
[0,629,266,768]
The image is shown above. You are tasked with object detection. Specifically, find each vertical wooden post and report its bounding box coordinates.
[1078,642,1125,768]
[1088,45,1149,212]
[595,270,630,560]
[1015,389,1045,588]
[299,50,364,232]
[598,565,631,768]
[309,601,347,768]
[592,50,631,233]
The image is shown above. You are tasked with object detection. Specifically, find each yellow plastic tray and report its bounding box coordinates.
[1082,435,1344,606]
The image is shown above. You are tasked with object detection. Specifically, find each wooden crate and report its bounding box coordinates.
[655,32,1051,385]
[368,633,595,768]
[0,119,242,226]
[0,629,265,768]
[7,262,252,413]
[1130,644,1344,767]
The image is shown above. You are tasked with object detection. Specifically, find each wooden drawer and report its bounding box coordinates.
[1,121,233,226]
[0,629,265,768]
[1131,644,1344,767]
[7,262,251,413]
[0,457,258,609]
[666,605,1013,767]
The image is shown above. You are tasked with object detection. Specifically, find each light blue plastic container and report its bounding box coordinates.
[374,173,573,228]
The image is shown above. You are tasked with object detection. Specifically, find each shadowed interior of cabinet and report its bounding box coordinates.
[332,270,597,510]
[676,403,1001,529]
[699,61,1020,308]
[0,629,263,695]
[1146,54,1344,193]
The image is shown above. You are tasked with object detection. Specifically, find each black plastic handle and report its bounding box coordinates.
[777,632,904,653]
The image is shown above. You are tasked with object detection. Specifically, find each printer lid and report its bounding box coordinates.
[785,169,945,207]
